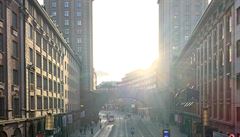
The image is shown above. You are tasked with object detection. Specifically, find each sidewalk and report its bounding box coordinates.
[141,119,187,137]
[69,124,101,137]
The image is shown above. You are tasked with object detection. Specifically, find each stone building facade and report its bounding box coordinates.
[44,0,94,93]
[0,0,81,136]
[174,0,240,136]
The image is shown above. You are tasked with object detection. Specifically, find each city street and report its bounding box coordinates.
[95,112,187,137]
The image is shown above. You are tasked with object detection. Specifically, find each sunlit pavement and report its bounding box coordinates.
[140,118,188,137]
[95,112,188,137]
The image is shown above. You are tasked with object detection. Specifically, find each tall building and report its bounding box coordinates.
[174,0,240,136]
[158,0,208,88]
[43,0,94,93]
[0,0,82,136]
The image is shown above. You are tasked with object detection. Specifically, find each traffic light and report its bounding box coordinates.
[203,108,208,126]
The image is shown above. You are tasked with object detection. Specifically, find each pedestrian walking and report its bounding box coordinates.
[130,127,135,136]
[91,127,94,135]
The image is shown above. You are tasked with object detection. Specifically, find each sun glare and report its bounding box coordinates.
[93,0,158,82]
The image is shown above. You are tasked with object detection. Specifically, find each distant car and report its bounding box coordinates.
[108,115,114,123]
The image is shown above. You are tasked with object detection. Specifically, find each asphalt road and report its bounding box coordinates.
[97,113,156,137]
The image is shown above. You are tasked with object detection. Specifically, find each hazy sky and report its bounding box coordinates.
[37,0,159,83]
[93,0,158,83]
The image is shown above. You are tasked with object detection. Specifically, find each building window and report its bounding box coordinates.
[237,7,240,25]
[61,99,64,109]
[51,11,56,16]
[77,20,81,26]
[237,107,240,122]
[51,2,56,8]
[54,65,56,76]
[64,2,69,8]
[13,69,18,85]
[43,77,48,91]
[44,97,48,109]
[228,15,232,32]
[0,65,3,83]
[58,99,60,108]
[61,71,63,80]
[36,32,42,47]
[36,53,41,68]
[77,38,82,44]
[64,11,69,16]
[43,39,48,52]
[13,97,20,116]
[76,11,81,17]
[49,79,52,91]
[29,48,33,63]
[37,74,42,89]
[0,96,5,117]
[43,58,47,72]
[58,67,60,78]
[43,22,48,33]
[27,24,33,39]
[54,81,57,92]
[237,40,240,57]
[37,96,42,110]
[65,29,69,34]
[56,53,58,62]
[29,72,34,84]
[76,1,81,8]
[64,20,69,25]
[49,45,52,56]
[30,96,35,110]
[61,84,63,93]
[0,34,3,51]
[36,14,41,25]
[49,62,52,74]
[54,98,57,108]
[12,12,17,28]
[49,98,53,109]
[58,83,60,93]
[0,2,3,19]
[53,50,56,60]
[12,41,18,58]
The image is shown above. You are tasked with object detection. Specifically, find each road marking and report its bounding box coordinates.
[124,119,129,137]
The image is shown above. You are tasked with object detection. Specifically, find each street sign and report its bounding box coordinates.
[163,129,170,137]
